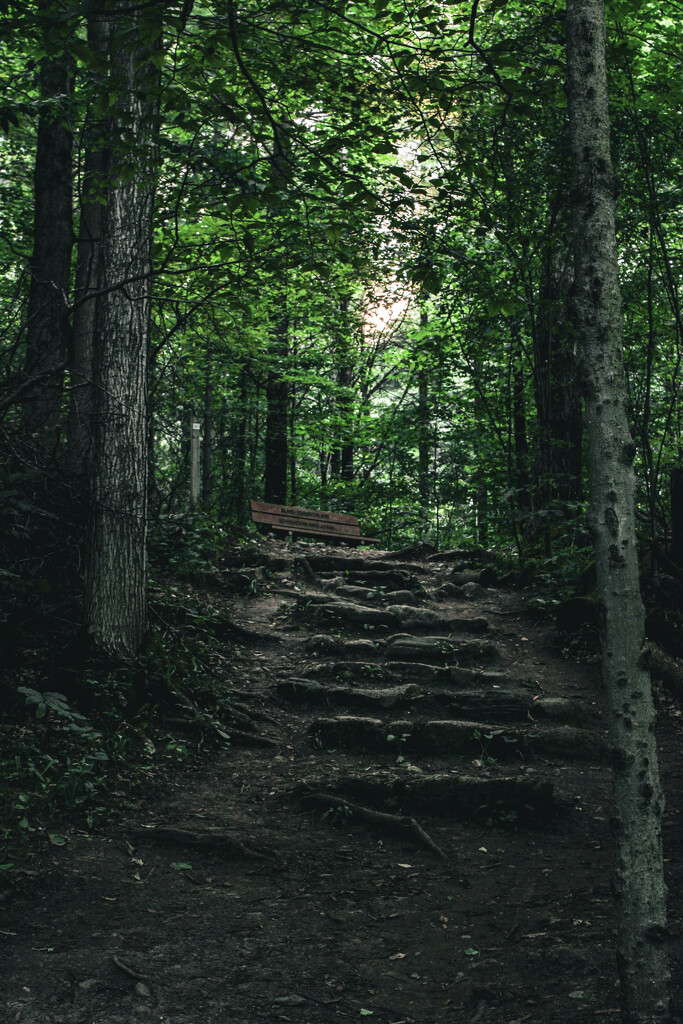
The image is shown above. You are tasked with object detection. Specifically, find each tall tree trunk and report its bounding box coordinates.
[566,2,670,1020]
[85,2,161,660]
[473,361,488,546]
[202,371,214,509]
[511,321,530,513]
[67,12,112,475]
[417,313,431,511]
[232,368,248,525]
[532,243,583,517]
[22,4,73,447]
[264,309,289,503]
[338,298,354,483]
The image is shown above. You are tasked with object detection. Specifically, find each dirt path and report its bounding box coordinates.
[3,541,683,1023]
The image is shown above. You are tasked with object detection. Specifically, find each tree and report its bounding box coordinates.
[84,3,163,660]
[566,1,670,1019]
[21,1,73,447]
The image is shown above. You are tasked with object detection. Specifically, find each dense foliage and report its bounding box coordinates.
[0,1,681,921]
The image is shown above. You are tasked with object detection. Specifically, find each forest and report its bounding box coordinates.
[1,2,682,1023]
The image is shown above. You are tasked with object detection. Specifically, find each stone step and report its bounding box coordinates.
[305,556,429,575]
[297,769,555,821]
[307,715,607,763]
[303,635,380,657]
[299,600,490,635]
[303,659,529,691]
[319,569,422,590]
[277,678,421,710]
[321,581,427,606]
[383,634,498,663]
[281,677,588,725]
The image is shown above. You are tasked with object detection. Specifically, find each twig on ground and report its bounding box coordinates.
[301,790,448,860]
[112,954,147,981]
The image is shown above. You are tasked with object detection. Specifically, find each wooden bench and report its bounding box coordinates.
[250,500,380,546]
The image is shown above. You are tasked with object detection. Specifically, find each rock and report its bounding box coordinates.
[134,982,151,999]
[433,583,465,601]
[332,585,380,602]
[533,697,588,726]
[460,582,488,599]
[385,589,422,606]
[344,639,382,655]
[384,605,447,630]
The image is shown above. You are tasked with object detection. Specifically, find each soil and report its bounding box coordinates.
[2,539,683,1024]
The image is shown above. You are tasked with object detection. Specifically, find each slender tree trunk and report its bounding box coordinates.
[189,412,201,511]
[511,321,530,513]
[233,368,248,525]
[289,380,297,503]
[202,372,214,509]
[67,12,111,474]
[566,2,670,1020]
[85,2,161,660]
[671,469,683,567]
[473,361,488,546]
[264,309,289,503]
[338,299,354,482]
[22,5,73,446]
[417,312,432,512]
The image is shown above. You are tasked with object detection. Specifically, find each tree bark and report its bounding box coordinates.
[67,12,112,475]
[22,5,73,447]
[85,2,161,661]
[566,2,670,1020]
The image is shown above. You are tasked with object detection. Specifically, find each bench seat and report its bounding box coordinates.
[250,500,380,546]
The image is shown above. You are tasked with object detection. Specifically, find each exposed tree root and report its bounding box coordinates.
[300,789,448,861]
[228,727,279,748]
[165,715,277,748]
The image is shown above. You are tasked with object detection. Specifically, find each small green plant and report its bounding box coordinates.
[472,727,517,764]
[386,730,412,763]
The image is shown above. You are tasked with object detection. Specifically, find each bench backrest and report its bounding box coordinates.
[250,500,362,540]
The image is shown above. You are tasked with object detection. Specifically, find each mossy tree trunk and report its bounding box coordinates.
[566,1,670,1020]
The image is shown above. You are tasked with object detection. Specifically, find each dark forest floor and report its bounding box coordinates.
[2,539,683,1024]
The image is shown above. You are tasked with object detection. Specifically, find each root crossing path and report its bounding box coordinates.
[3,541,683,1023]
